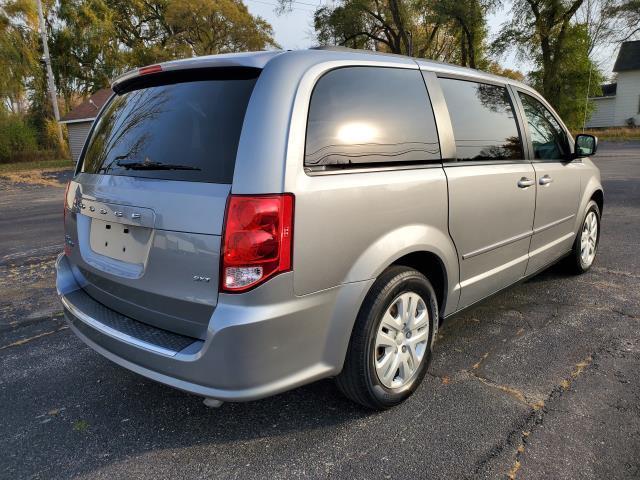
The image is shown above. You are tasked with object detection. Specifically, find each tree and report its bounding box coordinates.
[484,61,526,81]
[51,0,123,103]
[164,0,278,56]
[0,0,279,161]
[312,0,412,54]
[308,0,494,67]
[494,0,588,107]
[50,0,278,104]
[575,0,618,56]
[429,0,493,68]
[0,0,39,113]
[528,24,604,127]
[493,0,607,128]
[607,0,640,41]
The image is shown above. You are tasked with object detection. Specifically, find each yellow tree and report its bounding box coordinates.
[164,0,278,56]
[0,0,39,113]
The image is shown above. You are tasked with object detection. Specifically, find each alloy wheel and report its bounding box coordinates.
[580,211,598,267]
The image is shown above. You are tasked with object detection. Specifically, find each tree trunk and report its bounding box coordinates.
[388,0,409,54]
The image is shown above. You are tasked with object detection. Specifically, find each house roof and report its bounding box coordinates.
[613,41,640,72]
[601,83,617,97]
[60,88,112,123]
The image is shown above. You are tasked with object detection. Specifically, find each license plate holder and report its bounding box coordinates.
[89,217,152,264]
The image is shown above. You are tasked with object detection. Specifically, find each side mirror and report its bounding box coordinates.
[574,134,598,158]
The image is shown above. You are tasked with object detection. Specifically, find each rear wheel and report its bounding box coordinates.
[336,266,438,410]
[567,200,601,273]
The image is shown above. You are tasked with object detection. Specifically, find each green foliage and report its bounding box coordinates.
[483,61,526,81]
[49,0,278,104]
[428,0,492,68]
[0,0,39,111]
[165,0,278,56]
[528,24,604,128]
[0,112,39,162]
[310,0,494,67]
[51,0,123,101]
[494,0,607,128]
[0,0,278,161]
[312,0,413,54]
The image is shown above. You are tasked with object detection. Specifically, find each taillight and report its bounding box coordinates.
[221,194,294,292]
[63,181,71,255]
[63,181,70,221]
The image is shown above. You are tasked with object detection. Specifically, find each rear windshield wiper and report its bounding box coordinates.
[116,160,201,171]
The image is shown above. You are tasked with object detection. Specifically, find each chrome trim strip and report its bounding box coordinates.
[460,252,530,289]
[528,231,575,258]
[60,294,178,357]
[462,230,533,260]
[533,214,575,235]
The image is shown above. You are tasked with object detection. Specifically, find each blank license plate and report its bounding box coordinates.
[89,217,152,264]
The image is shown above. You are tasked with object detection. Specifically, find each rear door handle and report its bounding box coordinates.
[539,175,553,185]
[518,177,535,188]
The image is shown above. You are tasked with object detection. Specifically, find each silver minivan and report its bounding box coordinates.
[56,48,603,410]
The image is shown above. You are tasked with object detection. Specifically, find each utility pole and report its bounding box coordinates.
[582,63,593,132]
[36,0,64,145]
[406,30,413,57]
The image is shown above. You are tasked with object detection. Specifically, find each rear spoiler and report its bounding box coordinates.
[111,51,282,93]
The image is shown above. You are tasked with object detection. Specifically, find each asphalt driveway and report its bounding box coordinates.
[1,142,639,479]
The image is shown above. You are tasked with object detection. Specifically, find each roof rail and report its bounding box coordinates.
[309,45,413,59]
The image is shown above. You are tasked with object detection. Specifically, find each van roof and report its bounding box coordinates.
[111,47,529,92]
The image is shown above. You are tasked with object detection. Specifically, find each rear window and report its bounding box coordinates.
[80,69,259,183]
[304,67,440,169]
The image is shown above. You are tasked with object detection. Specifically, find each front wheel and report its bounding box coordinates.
[567,200,601,273]
[336,266,438,410]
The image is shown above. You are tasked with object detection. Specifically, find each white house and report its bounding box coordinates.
[587,41,640,128]
[59,88,112,162]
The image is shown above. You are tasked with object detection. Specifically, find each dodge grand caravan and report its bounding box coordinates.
[56,48,603,410]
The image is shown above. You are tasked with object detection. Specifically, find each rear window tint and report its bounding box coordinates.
[304,67,440,169]
[80,70,259,183]
[440,78,523,161]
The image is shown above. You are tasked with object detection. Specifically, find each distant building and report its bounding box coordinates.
[587,41,640,128]
[59,88,112,162]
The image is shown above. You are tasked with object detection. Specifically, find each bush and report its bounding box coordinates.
[0,114,38,162]
[0,113,62,164]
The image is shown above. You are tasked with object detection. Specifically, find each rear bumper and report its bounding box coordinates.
[56,254,372,401]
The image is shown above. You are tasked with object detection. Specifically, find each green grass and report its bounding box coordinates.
[0,159,73,173]
[575,127,640,141]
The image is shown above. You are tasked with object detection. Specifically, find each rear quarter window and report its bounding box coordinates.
[304,67,441,169]
[80,69,259,183]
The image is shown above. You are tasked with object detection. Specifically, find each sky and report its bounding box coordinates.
[245,0,619,79]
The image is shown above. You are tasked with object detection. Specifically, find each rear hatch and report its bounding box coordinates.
[64,67,260,339]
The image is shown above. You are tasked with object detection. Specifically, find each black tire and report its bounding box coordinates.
[336,266,438,410]
[567,200,601,274]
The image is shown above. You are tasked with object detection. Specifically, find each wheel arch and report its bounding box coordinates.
[390,251,448,319]
[342,224,459,318]
[573,173,604,234]
[591,189,604,215]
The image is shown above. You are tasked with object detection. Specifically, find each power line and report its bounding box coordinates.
[245,0,319,12]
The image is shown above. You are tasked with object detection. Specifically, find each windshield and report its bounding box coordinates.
[80,71,259,183]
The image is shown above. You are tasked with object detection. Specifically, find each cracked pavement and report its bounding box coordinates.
[1,142,639,479]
